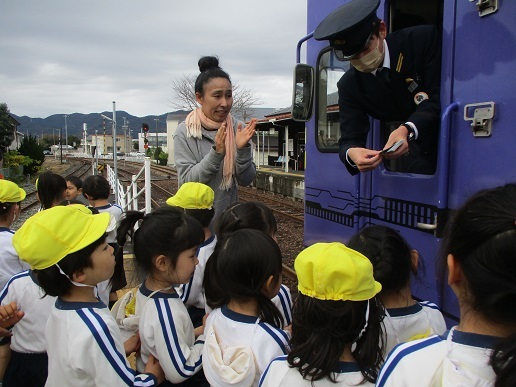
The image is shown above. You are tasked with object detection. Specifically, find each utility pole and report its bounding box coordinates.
[64,114,68,146]
[59,128,63,164]
[100,102,118,202]
[112,102,118,202]
[95,130,99,174]
[122,117,128,154]
[103,119,106,156]
[128,127,132,152]
[154,118,159,162]
[83,123,87,154]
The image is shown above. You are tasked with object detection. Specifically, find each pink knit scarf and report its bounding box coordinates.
[185,108,235,190]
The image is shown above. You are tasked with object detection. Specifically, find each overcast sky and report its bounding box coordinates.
[0,1,307,118]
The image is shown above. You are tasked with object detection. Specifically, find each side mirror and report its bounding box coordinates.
[291,64,315,122]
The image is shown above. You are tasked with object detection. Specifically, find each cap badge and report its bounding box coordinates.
[414,92,429,105]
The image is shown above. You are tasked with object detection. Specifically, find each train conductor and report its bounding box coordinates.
[314,0,441,175]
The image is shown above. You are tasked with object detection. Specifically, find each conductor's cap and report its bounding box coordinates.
[314,0,381,59]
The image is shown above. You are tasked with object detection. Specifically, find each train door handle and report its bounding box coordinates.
[417,222,437,231]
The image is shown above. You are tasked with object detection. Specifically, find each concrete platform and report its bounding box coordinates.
[254,166,305,201]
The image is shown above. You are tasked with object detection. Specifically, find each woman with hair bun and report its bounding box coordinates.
[174,56,257,222]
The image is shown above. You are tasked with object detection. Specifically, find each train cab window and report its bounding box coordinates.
[316,49,348,151]
[381,0,443,174]
[389,0,443,32]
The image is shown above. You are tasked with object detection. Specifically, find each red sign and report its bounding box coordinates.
[144,144,149,149]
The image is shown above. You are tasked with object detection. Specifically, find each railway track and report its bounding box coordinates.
[15,157,300,291]
[20,160,91,215]
[238,187,304,224]
[109,161,300,285]
[116,164,177,208]
[52,159,301,286]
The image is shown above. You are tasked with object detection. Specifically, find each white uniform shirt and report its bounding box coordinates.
[95,203,123,305]
[259,355,374,387]
[377,328,498,386]
[0,270,55,353]
[383,300,447,355]
[272,284,293,327]
[45,299,157,387]
[137,287,204,384]
[203,306,290,387]
[0,227,30,289]
[176,234,217,310]
[95,203,123,244]
[204,283,293,329]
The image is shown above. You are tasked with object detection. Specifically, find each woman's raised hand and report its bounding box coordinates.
[214,122,227,154]
[236,118,257,149]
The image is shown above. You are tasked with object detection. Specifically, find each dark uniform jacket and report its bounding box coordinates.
[337,25,441,175]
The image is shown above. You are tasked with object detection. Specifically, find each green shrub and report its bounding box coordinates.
[2,151,31,182]
[158,152,168,165]
[18,134,45,175]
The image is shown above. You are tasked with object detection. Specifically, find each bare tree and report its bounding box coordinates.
[170,75,264,121]
[170,75,198,112]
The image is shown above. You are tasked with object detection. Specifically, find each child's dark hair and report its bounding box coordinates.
[66,176,83,190]
[82,175,111,200]
[116,206,204,283]
[347,225,415,293]
[216,202,277,238]
[288,295,384,383]
[204,229,283,327]
[0,181,22,220]
[195,56,231,95]
[37,171,67,210]
[440,183,516,387]
[182,208,215,229]
[35,234,107,297]
[0,202,16,220]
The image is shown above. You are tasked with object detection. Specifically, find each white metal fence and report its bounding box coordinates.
[106,157,152,214]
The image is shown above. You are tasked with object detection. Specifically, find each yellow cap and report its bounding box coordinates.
[13,205,111,270]
[295,242,381,301]
[0,179,26,203]
[166,182,214,210]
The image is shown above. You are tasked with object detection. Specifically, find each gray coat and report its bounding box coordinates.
[173,120,256,221]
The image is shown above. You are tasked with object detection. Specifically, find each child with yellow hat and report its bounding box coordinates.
[166,182,216,328]
[115,206,206,385]
[0,179,28,385]
[260,242,385,386]
[0,179,28,289]
[112,182,215,341]
[12,205,164,386]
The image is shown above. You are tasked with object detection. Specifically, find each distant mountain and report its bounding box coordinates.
[11,107,277,139]
[11,111,169,139]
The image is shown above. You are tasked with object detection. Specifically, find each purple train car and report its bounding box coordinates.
[293,0,516,322]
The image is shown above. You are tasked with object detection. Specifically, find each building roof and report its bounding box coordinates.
[8,114,20,126]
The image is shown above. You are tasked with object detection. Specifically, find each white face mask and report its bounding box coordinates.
[349,39,384,73]
[56,264,96,289]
